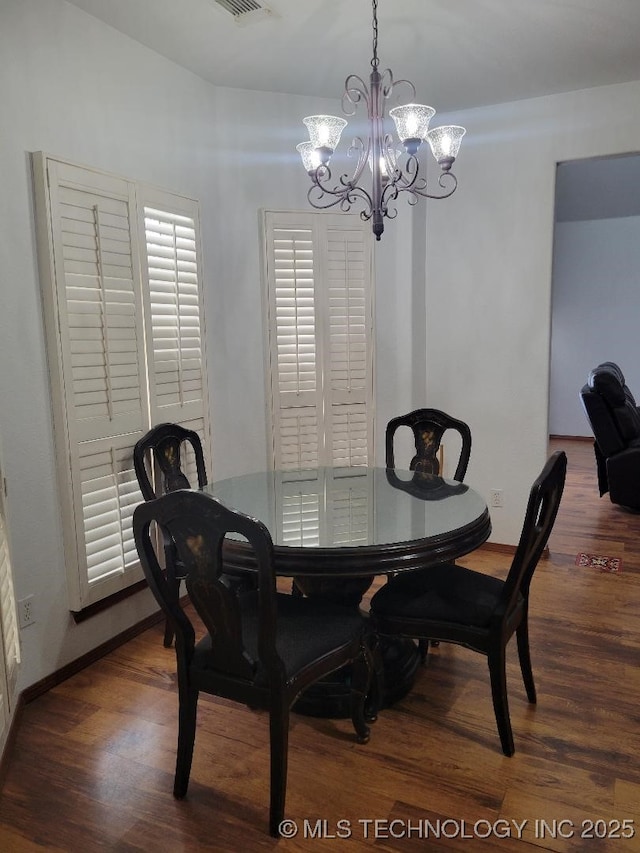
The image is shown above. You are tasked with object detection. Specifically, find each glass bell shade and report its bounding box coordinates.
[389,104,435,148]
[297,141,323,173]
[303,115,348,152]
[427,125,466,163]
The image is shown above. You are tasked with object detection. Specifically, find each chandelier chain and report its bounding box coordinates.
[371,0,379,69]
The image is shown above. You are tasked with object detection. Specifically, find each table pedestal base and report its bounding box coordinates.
[293,636,420,719]
[290,575,420,718]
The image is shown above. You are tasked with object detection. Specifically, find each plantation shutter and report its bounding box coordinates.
[139,189,210,470]
[264,213,324,470]
[263,211,374,470]
[0,455,20,744]
[34,154,211,611]
[37,157,148,609]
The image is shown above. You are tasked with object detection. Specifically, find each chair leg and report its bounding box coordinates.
[269,697,290,837]
[350,644,372,742]
[488,647,515,757]
[516,617,537,703]
[163,618,174,648]
[163,575,182,648]
[173,686,198,799]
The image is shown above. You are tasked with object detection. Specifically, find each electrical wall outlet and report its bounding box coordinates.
[18,595,35,628]
[490,489,504,508]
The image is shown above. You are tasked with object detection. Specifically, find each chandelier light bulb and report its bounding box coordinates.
[368,148,400,180]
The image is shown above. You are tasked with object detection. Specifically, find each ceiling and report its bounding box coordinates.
[65,0,640,113]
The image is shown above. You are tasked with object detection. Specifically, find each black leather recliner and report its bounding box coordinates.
[579,362,640,510]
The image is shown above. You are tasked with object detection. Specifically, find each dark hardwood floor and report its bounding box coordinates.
[2,439,640,851]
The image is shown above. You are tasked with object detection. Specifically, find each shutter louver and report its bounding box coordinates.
[79,433,143,583]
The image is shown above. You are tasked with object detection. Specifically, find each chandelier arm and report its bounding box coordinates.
[306,161,374,211]
[394,172,459,201]
[385,75,416,104]
[346,135,371,188]
[306,183,354,211]
[388,155,424,191]
[342,185,375,218]
[381,132,397,177]
[378,67,395,100]
[343,75,371,115]
[306,181,374,216]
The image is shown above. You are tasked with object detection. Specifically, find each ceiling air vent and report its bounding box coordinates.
[212,0,275,26]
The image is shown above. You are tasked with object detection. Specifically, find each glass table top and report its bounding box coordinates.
[203,466,488,551]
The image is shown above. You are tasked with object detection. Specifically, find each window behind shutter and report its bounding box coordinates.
[263,211,374,470]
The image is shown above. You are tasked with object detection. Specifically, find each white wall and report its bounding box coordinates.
[549,216,640,436]
[425,83,640,543]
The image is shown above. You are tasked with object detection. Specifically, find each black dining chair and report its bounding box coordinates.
[385,407,472,482]
[385,408,473,660]
[370,450,567,756]
[134,422,208,503]
[133,489,373,837]
[134,423,218,647]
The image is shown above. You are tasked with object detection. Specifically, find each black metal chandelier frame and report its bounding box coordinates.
[299,0,463,240]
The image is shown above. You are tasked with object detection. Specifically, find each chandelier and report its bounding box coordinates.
[297,0,465,241]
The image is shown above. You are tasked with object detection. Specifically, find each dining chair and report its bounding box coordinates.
[370,450,567,756]
[134,422,208,502]
[385,407,472,481]
[385,408,473,660]
[134,423,217,647]
[133,489,373,837]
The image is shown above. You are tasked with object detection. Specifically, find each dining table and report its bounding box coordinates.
[202,465,491,716]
